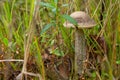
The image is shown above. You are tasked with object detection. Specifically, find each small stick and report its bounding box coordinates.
[0,59,24,62]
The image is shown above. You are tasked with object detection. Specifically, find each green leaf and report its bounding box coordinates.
[40,2,54,9]
[54,0,58,4]
[92,72,96,78]
[62,14,77,26]
[52,8,57,13]
[51,48,64,57]
[3,38,9,46]
[116,60,120,64]
[40,23,55,35]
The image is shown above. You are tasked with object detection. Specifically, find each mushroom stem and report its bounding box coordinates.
[75,29,86,75]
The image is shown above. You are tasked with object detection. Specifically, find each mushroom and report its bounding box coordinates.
[63,11,96,77]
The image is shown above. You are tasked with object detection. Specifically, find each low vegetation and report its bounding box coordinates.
[0,0,120,80]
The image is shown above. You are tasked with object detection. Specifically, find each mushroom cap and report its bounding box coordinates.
[63,11,96,28]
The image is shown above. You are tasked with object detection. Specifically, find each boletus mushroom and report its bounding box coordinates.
[63,11,96,77]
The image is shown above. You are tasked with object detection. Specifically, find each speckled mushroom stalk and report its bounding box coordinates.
[75,28,86,75]
[63,11,96,77]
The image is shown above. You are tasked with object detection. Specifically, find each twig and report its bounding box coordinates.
[23,72,42,79]
[0,59,23,62]
[16,0,42,80]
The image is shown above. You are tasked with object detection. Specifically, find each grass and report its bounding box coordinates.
[0,0,120,80]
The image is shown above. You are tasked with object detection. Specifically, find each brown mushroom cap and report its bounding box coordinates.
[63,11,96,28]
